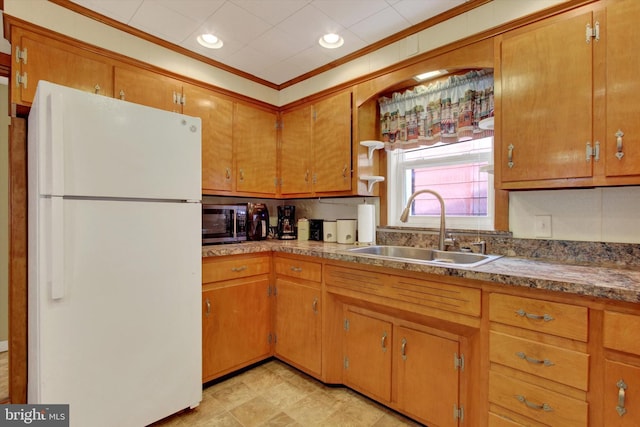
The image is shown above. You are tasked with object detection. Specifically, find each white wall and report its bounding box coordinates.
[510,187,640,243]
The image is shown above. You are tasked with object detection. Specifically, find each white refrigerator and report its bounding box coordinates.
[27,81,202,426]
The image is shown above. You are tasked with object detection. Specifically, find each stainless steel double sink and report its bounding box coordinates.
[342,245,501,268]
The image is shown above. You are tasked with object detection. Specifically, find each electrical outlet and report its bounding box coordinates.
[534,215,552,238]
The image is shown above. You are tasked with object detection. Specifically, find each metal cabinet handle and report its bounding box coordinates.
[401,337,408,360]
[119,89,125,100]
[225,167,231,180]
[516,351,554,367]
[205,298,211,317]
[304,169,310,182]
[381,332,388,352]
[94,84,101,94]
[515,394,552,412]
[615,129,625,160]
[231,265,248,272]
[515,309,554,322]
[239,169,245,181]
[290,266,303,273]
[616,379,628,416]
[312,297,318,315]
[342,164,348,178]
[507,144,514,168]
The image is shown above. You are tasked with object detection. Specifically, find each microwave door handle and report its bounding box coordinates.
[232,210,237,238]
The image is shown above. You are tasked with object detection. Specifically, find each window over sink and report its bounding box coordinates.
[387,137,494,230]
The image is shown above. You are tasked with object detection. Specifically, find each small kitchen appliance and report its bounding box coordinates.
[277,205,296,239]
[308,219,324,241]
[202,203,248,244]
[247,202,269,240]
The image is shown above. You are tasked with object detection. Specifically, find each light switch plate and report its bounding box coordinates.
[534,215,552,238]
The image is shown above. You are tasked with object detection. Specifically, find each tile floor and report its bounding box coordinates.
[152,359,423,427]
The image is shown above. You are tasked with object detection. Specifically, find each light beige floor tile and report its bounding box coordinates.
[229,396,281,427]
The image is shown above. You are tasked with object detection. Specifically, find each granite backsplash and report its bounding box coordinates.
[377,227,640,269]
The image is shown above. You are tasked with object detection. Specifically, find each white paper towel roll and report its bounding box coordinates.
[357,204,375,244]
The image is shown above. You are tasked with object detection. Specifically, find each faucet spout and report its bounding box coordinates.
[400,189,446,251]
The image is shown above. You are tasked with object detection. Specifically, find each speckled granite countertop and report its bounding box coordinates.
[203,240,640,304]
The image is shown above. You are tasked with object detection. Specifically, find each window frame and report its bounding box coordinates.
[387,138,495,230]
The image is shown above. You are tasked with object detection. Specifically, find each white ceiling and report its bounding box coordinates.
[69,0,467,86]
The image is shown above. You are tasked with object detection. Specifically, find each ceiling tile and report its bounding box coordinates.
[231,0,311,26]
[130,1,198,44]
[349,6,409,44]
[202,1,272,45]
[155,0,225,24]
[392,0,466,26]
[71,0,144,24]
[312,0,389,28]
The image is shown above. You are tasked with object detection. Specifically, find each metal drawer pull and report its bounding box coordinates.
[290,266,303,273]
[381,332,388,352]
[516,351,555,367]
[401,337,408,360]
[616,379,628,416]
[515,394,553,412]
[205,298,211,317]
[507,144,514,168]
[231,265,248,272]
[515,309,554,322]
[615,129,625,160]
[312,297,318,315]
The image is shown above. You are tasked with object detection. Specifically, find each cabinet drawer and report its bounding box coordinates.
[489,370,588,426]
[274,256,322,282]
[489,293,588,341]
[202,255,270,283]
[603,311,640,356]
[390,275,481,317]
[490,331,589,391]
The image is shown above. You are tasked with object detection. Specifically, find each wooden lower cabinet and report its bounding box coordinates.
[344,309,393,402]
[201,255,272,383]
[603,360,640,426]
[343,306,463,427]
[394,325,461,427]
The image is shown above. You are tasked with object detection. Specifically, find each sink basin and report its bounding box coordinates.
[342,245,501,268]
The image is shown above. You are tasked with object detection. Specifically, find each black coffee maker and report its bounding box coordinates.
[277,205,296,240]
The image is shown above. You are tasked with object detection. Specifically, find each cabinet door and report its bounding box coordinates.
[312,91,352,193]
[13,30,113,105]
[602,0,640,177]
[604,360,640,426]
[274,278,321,376]
[344,309,392,402]
[395,326,460,427]
[500,12,593,183]
[114,66,182,112]
[182,84,234,193]
[234,103,278,195]
[201,278,271,382]
[280,106,312,196]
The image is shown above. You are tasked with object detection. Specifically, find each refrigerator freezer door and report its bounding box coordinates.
[28,199,202,426]
[30,81,201,201]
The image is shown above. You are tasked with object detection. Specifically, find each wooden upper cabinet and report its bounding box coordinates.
[499,0,640,188]
[182,83,234,194]
[499,11,593,184]
[280,106,313,196]
[113,66,182,112]
[234,103,278,195]
[312,91,352,193]
[601,0,640,178]
[11,27,113,105]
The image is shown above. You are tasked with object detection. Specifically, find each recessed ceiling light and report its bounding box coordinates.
[319,33,344,49]
[197,33,223,49]
[414,70,448,81]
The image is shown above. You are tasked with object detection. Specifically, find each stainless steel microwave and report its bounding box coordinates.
[202,204,247,244]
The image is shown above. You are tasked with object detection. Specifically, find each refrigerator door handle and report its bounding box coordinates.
[50,197,65,300]
[48,92,65,196]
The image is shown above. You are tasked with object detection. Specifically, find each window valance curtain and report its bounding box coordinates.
[378,70,494,148]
